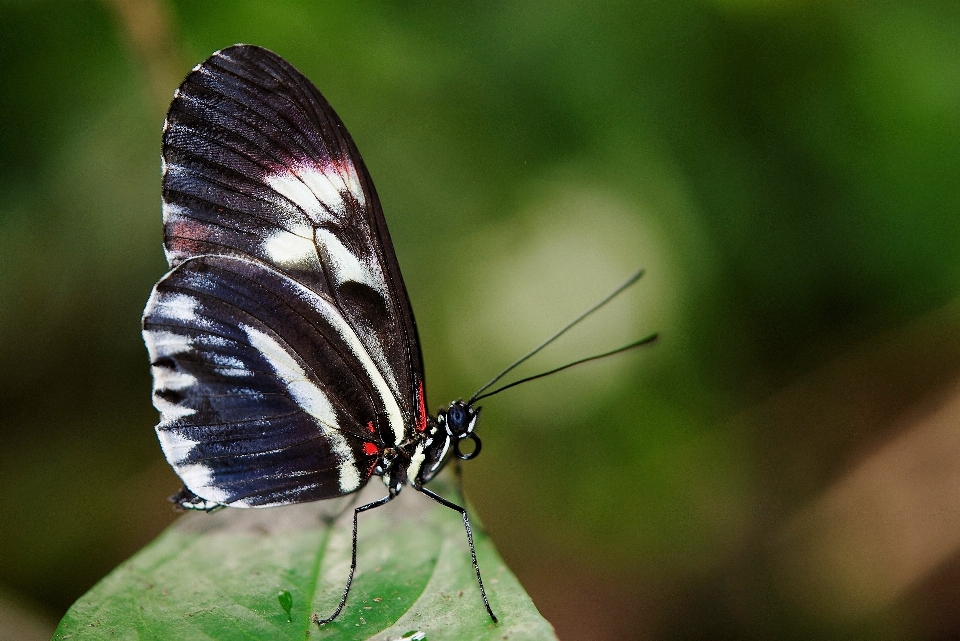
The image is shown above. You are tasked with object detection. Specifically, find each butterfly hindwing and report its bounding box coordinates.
[159,44,425,444]
[143,255,406,506]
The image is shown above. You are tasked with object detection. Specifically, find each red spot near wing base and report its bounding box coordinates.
[166,217,212,258]
[416,381,427,432]
[363,442,379,456]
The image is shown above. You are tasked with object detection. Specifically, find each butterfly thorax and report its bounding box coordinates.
[375,400,481,495]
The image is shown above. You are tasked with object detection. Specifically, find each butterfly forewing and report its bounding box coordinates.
[145,45,426,507]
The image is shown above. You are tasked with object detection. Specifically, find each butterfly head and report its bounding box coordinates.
[415,400,482,485]
[442,400,481,456]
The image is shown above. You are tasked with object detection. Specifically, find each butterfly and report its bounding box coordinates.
[142,43,498,624]
[142,44,655,626]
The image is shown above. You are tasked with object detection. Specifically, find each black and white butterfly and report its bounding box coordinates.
[142,43,501,624]
[142,44,655,626]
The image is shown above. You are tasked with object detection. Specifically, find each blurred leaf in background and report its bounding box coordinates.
[2,0,960,639]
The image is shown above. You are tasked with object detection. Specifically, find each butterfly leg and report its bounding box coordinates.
[417,486,498,623]
[453,457,465,505]
[313,493,394,625]
[319,491,363,526]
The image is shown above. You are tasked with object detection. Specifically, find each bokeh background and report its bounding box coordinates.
[3,1,960,639]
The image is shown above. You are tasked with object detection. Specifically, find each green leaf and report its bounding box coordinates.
[53,480,557,640]
[278,590,293,622]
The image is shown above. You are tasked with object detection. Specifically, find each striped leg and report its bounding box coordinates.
[320,491,363,526]
[313,493,394,625]
[417,486,498,623]
[453,457,465,506]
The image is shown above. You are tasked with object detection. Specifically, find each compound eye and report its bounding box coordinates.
[444,401,478,438]
[448,405,467,430]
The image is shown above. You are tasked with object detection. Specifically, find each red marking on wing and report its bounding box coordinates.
[365,421,376,434]
[416,381,427,432]
[363,442,379,456]
[165,217,216,259]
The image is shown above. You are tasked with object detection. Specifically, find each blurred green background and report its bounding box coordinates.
[3,1,960,639]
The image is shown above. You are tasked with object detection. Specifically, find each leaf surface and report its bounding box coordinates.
[54,481,556,641]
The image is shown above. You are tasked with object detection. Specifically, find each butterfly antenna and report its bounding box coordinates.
[471,332,658,402]
[469,268,647,404]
